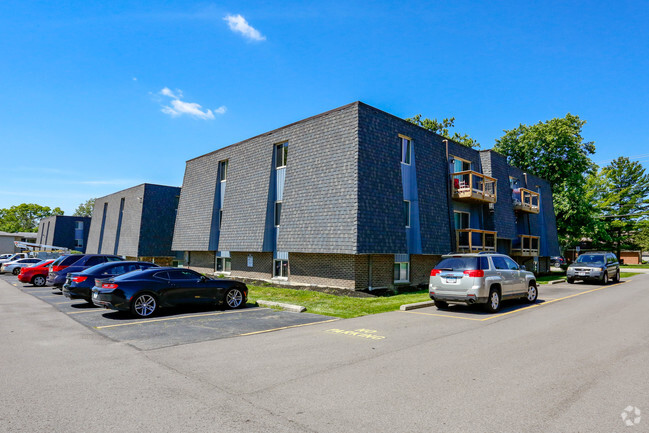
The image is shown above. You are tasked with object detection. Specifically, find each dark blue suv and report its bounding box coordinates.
[47,254,123,288]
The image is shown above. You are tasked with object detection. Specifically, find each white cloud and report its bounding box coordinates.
[159,88,224,120]
[224,14,266,41]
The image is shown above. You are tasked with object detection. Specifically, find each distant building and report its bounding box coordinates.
[172,102,560,290]
[36,216,91,252]
[85,183,181,265]
[0,231,38,254]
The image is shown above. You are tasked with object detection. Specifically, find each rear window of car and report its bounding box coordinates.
[435,257,483,271]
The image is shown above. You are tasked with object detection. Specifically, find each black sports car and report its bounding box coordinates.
[63,261,158,303]
[91,267,248,317]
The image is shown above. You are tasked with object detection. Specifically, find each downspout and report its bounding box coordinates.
[444,140,455,252]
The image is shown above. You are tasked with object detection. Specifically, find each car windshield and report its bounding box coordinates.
[576,254,605,264]
[435,257,479,271]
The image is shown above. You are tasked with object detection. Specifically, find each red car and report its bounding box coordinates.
[18,259,55,287]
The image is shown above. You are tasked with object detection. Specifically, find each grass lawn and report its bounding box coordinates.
[247,285,431,319]
[621,272,641,279]
[536,272,566,285]
[620,264,649,269]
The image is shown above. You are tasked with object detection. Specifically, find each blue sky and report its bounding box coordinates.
[1,0,648,215]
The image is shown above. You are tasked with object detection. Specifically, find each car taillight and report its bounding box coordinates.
[430,269,441,276]
[102,283,118,289]
[72,276,88,283]
[463,270,485,277]
[52,265,65,272]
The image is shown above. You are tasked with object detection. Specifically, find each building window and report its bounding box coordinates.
[454,211,470,229]
[216,257,231,273]
[219,209,224,229]
[394,262,409,283]
[75,238,84,248]
[274,259,288,278]
[274,201,282,227]
[509,176,518,189]
[74,221,84,230]
[452,156,471,173]
[400,136,412,165]
[275,142,288,168]
[404,200,411,228]
[219,160,228,182]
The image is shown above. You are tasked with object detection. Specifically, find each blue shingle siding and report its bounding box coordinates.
[36,215,90,252]
[481,150,518,239]
[86,184,179,257]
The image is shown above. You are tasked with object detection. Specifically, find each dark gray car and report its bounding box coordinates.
[566,252,620,284]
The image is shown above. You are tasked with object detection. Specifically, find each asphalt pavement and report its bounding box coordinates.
[1,273,648,432]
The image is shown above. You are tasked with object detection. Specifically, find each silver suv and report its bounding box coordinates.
[566,252,619,284]
[429,253,537,313]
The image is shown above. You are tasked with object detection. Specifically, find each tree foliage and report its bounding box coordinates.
[73,198,95,218]
[406,114,480,148]
[0,203,64,233]
[588,157,649,255]
[493,114,596,247]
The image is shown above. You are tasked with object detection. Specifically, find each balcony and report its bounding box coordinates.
[456,229,497,253]
[513,188,540,214]
[511,235,540,257]
[451,171,497,204]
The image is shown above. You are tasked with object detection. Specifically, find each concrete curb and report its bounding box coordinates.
[257,300,306,313]
[400,301,435,311]
[548,279,566,285]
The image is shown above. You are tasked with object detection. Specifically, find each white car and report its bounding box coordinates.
[0,258,43,275]
[0,253,28,264]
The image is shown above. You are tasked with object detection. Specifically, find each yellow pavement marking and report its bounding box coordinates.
[67,309,106,315]
[404,281,627,322]
[95,308,260,329]
[239,318,339,336]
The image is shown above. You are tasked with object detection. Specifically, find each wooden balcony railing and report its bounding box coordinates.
[451,170,497,204]
[513,188,540,214]
[511,235,540,257]
[456,229,497,253]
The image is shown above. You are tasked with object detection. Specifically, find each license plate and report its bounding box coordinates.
[92,292,98,299]
[446,277,457,283]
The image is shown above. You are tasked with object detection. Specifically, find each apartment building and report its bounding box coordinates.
[172,102,560,290]
[36,215,91,252]
[86,183,181,264]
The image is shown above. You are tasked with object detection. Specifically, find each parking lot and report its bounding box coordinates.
[0,274,337,350]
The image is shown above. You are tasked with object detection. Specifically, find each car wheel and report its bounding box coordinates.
[601,272,608,285]
[567,278,575,284]
[526,283,538,303]
[483,288,501,313]
[435,300,448,309]
[32,275,46,287]
[613,270,620,283]
[225,288,245,309]
[131,293,158,318]
[12,268,21,275]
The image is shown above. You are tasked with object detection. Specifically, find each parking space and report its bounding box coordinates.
[403,279,628,321]
[1,275,337,350]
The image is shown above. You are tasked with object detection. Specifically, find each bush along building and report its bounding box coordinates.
[85,183,182,265]
[36,215,91,252]
[172,102,560,290]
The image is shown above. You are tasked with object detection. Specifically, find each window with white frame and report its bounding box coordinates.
[219,160,228,182]
[274,201,282,227]
[275,142,288,168]
[400,136,411,165]
[393,261,409,283]
[404,200,411,228]
[74,221,84,230]
[75,238,84,248]
[216,257,231,273]
[452,156,471,173]
[454,211,470,229]
[274,259,288,278]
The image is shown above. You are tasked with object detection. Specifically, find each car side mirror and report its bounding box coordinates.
[520,265,526,271]
[200,275,207,283]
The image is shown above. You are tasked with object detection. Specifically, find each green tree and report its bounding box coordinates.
[493,114,597,247]
[0,203,64,233]
[406,114,480,148]
[73,198,95,217]
[588,157,649,256]
[633,220,649,254]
